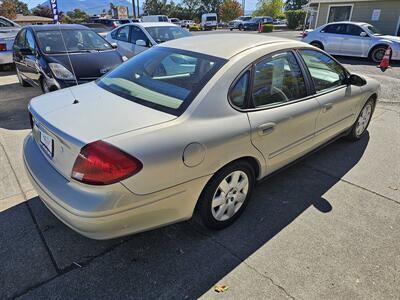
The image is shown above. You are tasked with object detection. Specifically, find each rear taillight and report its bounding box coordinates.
[0,43,6,51]
[71,140,142,185]
[302,32,308,38]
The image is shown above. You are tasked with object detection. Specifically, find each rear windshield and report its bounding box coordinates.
[119,19,131,24]
[146,26,191,43]
[36,29,112,53]
[97,47,226,115]
[206,16,217,21]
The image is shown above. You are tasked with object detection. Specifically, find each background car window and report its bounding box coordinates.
[299,50,346,93]
[25,30,36,53]
[0,18,14,27]
[346,24,363,36]
[146,26,191,43]
[116,26,129,42]
[130,26,149,45]
[322,24,346,34]
[230,71,249,108]
[252,51,307,107]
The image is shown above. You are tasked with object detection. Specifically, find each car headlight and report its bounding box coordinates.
[48,63,75,80]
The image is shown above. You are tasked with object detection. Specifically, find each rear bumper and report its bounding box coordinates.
[0,51,13,64]
[23,133,210,239]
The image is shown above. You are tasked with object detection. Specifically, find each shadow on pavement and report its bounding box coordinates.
[1,133,370,299]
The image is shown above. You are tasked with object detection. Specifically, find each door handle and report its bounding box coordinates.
[258,122,276,135]
[322,103,333,112]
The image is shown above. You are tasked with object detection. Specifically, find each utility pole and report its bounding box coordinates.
[242,0,245,15]
[132,0,136,18]
[137,0,140,18]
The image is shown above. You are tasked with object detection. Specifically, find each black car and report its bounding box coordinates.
[13,24,125,93]
[243,16,273,31]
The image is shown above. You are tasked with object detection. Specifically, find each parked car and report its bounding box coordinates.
[243,16,273,31]
[169,18,180,25]
[81,23,110,37]
[0,16,21,65]
[142,15,169,22]
[92,18,121,30]
[105,22,191,58]
[24,34,379,239]
[13,24,126,93]
[180,20,193,28]
[201,13,217,30]
[302,21,400,63]
[228,16,252,31]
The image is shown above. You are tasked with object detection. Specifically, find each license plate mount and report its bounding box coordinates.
[39,129,54,157]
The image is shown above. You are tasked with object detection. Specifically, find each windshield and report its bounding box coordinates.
[146,26,191,43]
[36,29,112,53]
[97,47,226,115]
[251,17,262,22]
[206,16,217,21]
[365,25,382,35]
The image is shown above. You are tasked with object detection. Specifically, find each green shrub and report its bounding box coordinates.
[285,10,306,29]
[262,24,274,33]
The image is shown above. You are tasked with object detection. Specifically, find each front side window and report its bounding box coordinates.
[25,30,36,53]
[346,24,363,36]
[299,50,346,93]
[0,18,14,27]
[252,51,307,107]
[116,25,129,42]
[130,26,149,45]
[97,47,226,115]
[146,26,191,43]
[36,29,112,53]
[230,71,250,108]
[327,5,352,23]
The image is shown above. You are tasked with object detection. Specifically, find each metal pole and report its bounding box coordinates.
[132,0,136,19]
[137,0,140,18]
[242,0,245,15]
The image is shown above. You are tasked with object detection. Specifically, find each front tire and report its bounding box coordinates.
[346,99,374,141]
[238,24,243,31]
[310,41,324,50]
[370,46,388,63]
[198,160,255,229]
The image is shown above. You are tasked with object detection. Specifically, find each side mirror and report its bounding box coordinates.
[136,39,147,47]
[360,31,368,37]
[346,74,367,86]
[111,42,118,49]
[20,48,33,56]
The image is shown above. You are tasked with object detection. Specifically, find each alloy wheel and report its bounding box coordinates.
[211,170,249,221]
[355,103,372,137]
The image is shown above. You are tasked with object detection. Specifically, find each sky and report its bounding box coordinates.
[24,0,259,13]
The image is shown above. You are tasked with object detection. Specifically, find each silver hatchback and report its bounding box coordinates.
[24,34,380,239]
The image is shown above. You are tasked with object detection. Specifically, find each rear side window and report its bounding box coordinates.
[322,24,346,34]
[130,26,149,45]
[252,51,307,107]
[230,71,249,108]
[116,26,129,42]
[299,50,346,93]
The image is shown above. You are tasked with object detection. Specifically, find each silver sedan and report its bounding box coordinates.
[302,21,400,63]
[24,34,380,239]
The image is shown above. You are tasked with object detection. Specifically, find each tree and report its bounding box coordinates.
[143,0,169,16]
[198,0,223,15]
[32,4,52,18]
[285,0,307,11]
[219,0,242,22]
[66,8,89,23]
[253,0,283,18]
[0,0,17,19]
[182,0,201,19]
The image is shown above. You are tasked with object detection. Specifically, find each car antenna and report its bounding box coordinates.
[57,23,80,104]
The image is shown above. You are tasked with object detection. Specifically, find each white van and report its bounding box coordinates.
[142,15,169,22]
[201,13,217,30]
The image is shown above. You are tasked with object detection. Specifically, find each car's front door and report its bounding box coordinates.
[130,26,151,56]
[24,29,40,84]
[298,49,363,144]
[246,51,321,173]
[113,25,132,57]
[13,28,28,77]
[340,24,371,57]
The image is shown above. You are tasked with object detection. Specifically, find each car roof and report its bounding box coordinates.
[28,24,88,31]
[159,33,305,59]
[128,22,177,28]
[324,21,370,26]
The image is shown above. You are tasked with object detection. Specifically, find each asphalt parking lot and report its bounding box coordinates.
[0,30,399,299]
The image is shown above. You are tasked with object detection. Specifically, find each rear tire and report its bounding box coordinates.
[310,41,324,50]
[197,160,255,230]
[41,77,51,93]
[346,98,374,141]
[239,24,243,31]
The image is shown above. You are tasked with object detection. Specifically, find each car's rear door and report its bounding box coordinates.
[246,50,321,173]
[298,49,363,144]
[113,25,133,57]
[340,24,371,57]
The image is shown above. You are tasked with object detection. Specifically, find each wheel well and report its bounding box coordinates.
[368,44,389,58]
[310,40,324,49]
[369,93,378,110]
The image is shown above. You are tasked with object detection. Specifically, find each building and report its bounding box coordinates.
[306,0,400,35]
[13,14,53,26]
